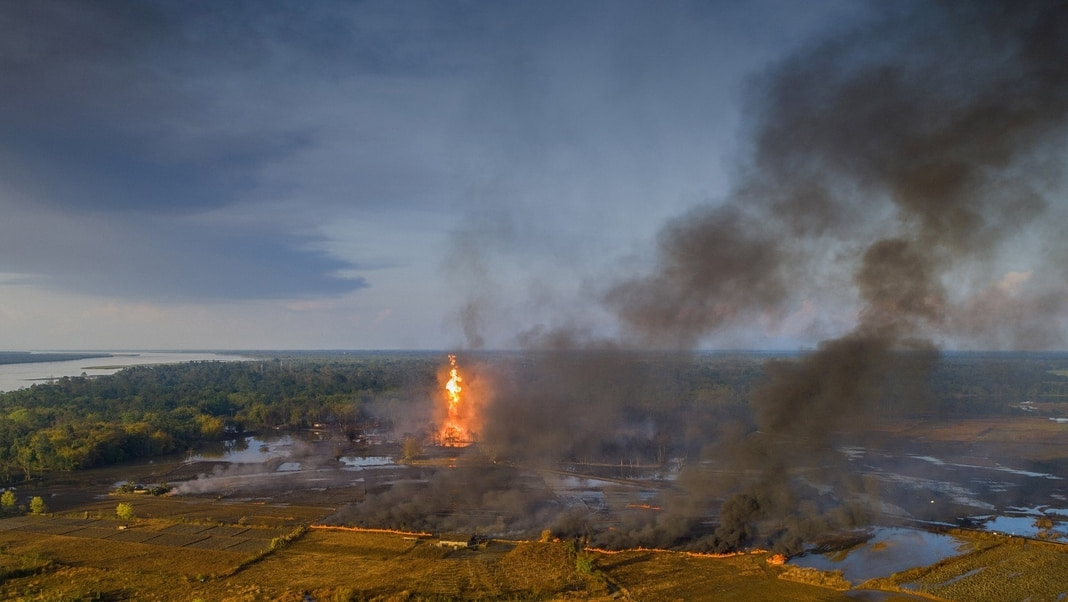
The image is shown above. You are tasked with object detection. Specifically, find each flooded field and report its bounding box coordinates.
[791,528,973,583]
[165,423,1068,553]
[833,440,1068,538]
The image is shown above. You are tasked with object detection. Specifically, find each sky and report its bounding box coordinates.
[1,1,1065,351]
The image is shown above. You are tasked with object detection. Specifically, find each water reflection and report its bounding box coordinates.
[187,435,293,463]
[790,528,972,583]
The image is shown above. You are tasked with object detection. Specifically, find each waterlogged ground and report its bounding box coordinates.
[181,426,1068,544]
[834,420,1068,537]
[4,422,1068,599]
[791,528,973,583]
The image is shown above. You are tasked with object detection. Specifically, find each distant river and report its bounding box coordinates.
[0,351,253,393]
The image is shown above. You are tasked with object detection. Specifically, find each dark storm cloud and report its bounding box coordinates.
[0,1,296,214]
[69,223,368,301]
[0,209,365,300]
[0,0,490,214]
[0,0,460,300]
[0,0,854,317]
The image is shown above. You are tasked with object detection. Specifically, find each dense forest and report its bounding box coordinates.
[0,353,441,483]
[0,350,1065,485]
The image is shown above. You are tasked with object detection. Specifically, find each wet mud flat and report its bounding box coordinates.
[833,418,1068,534]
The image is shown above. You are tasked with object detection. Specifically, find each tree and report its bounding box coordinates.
[116,502,134,521]
[402,435,423,462]
[29,496,46,514]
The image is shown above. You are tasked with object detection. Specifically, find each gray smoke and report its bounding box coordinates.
[608,0,1067,348]
[600,0,1068,552]
[326,463,561,537]
[465,0,1068,553]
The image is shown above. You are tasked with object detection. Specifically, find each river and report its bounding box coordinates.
[0,351,253,393]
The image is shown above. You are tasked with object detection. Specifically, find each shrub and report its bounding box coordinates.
[116,502,134,520]
[0,489,15,510]
[29,496,46,514]
[575,552,595,575]
[402,436,423,461]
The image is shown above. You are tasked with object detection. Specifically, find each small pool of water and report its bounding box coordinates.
[187,435,294,463]
[966,508,1068,539]
[339,456,396,468]
[790,528,972,583]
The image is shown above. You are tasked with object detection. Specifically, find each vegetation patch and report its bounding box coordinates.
[0,548,55,583]
[778,565,852,590]
[885,538,1068,601]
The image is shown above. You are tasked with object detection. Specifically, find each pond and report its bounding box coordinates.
[790,527,972,583]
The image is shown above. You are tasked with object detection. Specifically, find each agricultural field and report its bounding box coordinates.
[2,353,1068,599]
[1,481,1068,600]
[0,507,838,601]
[866,534,1068,601]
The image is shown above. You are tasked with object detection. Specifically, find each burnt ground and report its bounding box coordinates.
[9,415,1068,549]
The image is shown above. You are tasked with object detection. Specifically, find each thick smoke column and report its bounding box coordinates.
[596,0,1068,552]
[609,0,1067,349]
[448,0,1068,553]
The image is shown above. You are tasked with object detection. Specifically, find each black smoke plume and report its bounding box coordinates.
[326,464,562,537]
[592,0,1068,552]
[608,0,1067,348]
[439,0,1068,553]
[597,0,1068,552]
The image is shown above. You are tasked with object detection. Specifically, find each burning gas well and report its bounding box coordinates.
[438,354,477,447]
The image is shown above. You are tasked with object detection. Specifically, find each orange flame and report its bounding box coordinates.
[440,354,472,446]
[310,525,433,537]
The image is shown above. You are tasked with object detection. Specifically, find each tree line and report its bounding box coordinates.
[0,354,440,483]
[0,350,1063,484]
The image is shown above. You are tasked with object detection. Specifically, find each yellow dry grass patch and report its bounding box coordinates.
[596,549,847,601]
[7,506,1067,600]
[0,529,248,576]
[870,537,1068,601]
[78,494,330,526]
[229,531,596,600]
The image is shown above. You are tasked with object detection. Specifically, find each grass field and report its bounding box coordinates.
[0,512,846,601]
[865,535,1068,601]
[2,507,1068,600]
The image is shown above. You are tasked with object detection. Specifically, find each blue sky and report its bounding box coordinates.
[1,1,1065,351]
